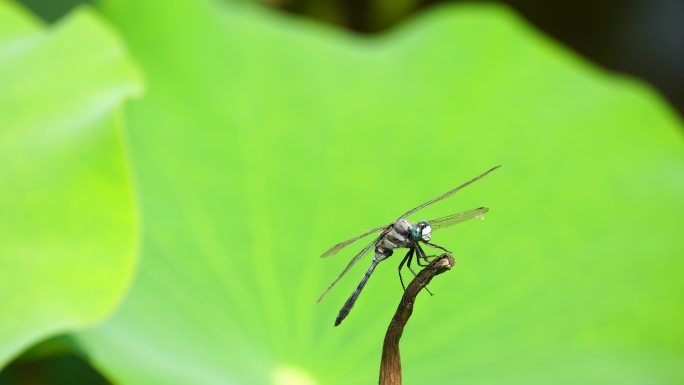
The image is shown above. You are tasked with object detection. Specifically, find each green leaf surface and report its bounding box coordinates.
[77,0,684,384]
[0,2,141,368]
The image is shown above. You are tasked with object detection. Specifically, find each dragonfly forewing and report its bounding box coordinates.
[429,207,489,230]
[398,165,499,220]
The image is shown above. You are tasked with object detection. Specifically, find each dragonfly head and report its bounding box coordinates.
[411,221,432,242]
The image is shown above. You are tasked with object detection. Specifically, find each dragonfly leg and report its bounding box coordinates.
[415,246,428,266]
[397,248,414,291]
[424,241,450,254]
[416,244,433,263]
[417,243,445,264]
[407,248,434,296]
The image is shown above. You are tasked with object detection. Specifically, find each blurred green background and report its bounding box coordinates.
[1,0,683,384]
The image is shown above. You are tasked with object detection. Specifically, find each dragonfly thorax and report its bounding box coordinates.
[411,221,432,242]
[375,219,412,258]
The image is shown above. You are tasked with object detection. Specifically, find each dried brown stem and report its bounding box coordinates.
[379,253,455,385]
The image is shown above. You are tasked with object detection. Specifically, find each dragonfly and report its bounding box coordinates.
[317,165,499,326]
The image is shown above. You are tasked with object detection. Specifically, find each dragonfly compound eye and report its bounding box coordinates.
[420,222,432,241]
[411,221,431,241]
[410,224,421,241]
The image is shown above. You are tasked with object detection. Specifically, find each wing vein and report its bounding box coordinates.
[429,207,489,230]
[398,165,500,220]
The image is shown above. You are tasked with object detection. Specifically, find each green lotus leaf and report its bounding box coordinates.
[0,2,142,368]
[77,1,684,384]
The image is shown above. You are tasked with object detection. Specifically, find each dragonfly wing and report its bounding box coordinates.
[320,224,387,258]
[398,165,499,220]
[316,232,385,303]
[429,207,489,230]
